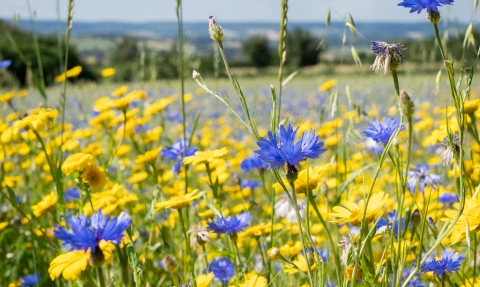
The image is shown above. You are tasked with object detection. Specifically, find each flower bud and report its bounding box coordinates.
[208,16,223,42]
[268,247,280,260]
[192,70,201,80]
[320,180,328,195]
[410,208,421,228]
[428,11,441,24]
[399,90,415,118]
[444,60,452,70]
[161,254,178,273]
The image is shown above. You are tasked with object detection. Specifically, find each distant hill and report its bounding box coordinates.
[8,19,470,47]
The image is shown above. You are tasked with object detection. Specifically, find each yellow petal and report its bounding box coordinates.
[48,249,91,281]
[99,240,116,265]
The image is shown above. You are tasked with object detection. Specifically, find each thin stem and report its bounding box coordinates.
[391,70,400,96]
[96,266,106,287]
[178,208,196,287]
[175,0,189,197]
[287,182,315,287]
[433,23,447,61]
[277,0,288,124]
[25,0,45,89]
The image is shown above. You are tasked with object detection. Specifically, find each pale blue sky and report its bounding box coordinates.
[1,0,478,23]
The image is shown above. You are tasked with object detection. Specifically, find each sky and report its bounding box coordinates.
[1,0,478,23]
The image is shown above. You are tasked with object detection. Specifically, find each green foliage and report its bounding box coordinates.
[286,27,322,67]
[0,20,96,87]
[111,36,139,64]
[243,35,271,68]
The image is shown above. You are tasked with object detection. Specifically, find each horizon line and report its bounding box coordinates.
[2,18,475,25]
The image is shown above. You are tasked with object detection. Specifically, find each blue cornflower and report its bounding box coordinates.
[18,274,41,286]
[53,209,132,251]
[398,0,454,14]
[161,139,197,174]
[240,179,262,190]
[0,60,11,69]
[377,210,406,236]
[207,211,252,236]
[240,154,267,172]
[255,124,326,169]
[398,268,425,287]
[438,192,458,207]
[406,164,441,194]
[421,249,464,280]
[363,117,405,145]
[64,186,81,202]
[209,257,235,284]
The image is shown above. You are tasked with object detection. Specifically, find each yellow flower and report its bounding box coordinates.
[81,165,107,192]
[273,164,331,194]
[329,191,388,226]
[183,93,193,102]
[115,144,131,156]
[17,90,28,98]
[48,249,91,281]
[144,97,176,116]
[32,192,57,217]
[66,66,82,78]
[83,184,138,216]
[345,264,362,281]
[232,274,267,287]
[242,223,271,237]
[284,254,317,274]
[112,96,132,110]
[62,153,95,175]
[93,97,113,112]
[196,272,214,287]
[280,241,302,257]
[54,74,66,83]
[111,85,128,97]
[135,147,162,164]
[0,91,15,103]
[54,66,82,83]
[0,221,8,231]
[183,148,228,165]
[155,189,202,211]
[101,68,116,78]
[318,79,337,92]
[461,278,480,287]
[444,197,480,244]
[464,99,479,114]
[129,171,148,184]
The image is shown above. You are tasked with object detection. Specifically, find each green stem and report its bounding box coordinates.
[391,70,400,96]
[307,191,342,285]
[96,266,106,287]
[277,0,288,124]
[178,208,196,287]
[287,182,315,287]
[175,0,189,198]
[433,23,447,61]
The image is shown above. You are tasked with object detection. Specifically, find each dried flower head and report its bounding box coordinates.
[440,133,461,165]
[187,224,212,249]
[370,41,406,74]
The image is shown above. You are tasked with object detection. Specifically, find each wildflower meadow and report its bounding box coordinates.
[2,0,480,286]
